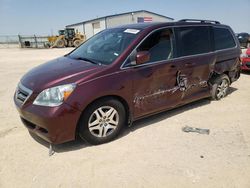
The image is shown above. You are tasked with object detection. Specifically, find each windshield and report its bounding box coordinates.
[68,28,141,65]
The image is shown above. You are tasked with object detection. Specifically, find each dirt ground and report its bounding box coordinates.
[0,48,250,188]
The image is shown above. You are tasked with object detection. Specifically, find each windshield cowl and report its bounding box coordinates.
[67,55,104,66]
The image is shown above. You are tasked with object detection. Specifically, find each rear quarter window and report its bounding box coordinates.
[213,27,236,50]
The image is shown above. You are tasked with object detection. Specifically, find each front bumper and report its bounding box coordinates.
[241,58,250,71]
[14,91,82,144]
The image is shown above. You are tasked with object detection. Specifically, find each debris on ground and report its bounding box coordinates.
[182,126,210,135]
[49,144,55,156]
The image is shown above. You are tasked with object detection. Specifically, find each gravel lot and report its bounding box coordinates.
[0,48,250,188]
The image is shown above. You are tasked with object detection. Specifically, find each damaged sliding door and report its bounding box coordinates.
[174,26,214,103]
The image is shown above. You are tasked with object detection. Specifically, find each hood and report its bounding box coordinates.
[21,56,103,92]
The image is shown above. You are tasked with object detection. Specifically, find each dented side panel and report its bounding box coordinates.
[213,48,241,75]
[130,26,241,120]
[174,53,215,102]
[132,61,183,118]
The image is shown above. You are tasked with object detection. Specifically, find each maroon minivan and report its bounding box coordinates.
[14,19,241,145]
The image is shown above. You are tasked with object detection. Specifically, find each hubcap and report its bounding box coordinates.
[216,79,229,99]
[88,106,119,138]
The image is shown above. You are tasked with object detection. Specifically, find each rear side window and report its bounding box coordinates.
[178,26,211,57]
[213,27,236,50]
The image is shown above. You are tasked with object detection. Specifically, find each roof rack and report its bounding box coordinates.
[178,19,221,24]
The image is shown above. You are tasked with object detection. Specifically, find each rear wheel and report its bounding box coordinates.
[78,98,126,145]
[211,74,230,100]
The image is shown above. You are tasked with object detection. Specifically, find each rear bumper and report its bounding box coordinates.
[229,66,241,83]
[15,99,82,144]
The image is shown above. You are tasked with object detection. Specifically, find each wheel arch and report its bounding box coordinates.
[75,95,131,139]
[209,71,232,85]
[210,73,230,100]
[73,38,81,42]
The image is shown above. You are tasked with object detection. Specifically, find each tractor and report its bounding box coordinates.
[48,28,86,48]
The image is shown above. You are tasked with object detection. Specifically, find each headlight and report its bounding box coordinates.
[33,83,76,107]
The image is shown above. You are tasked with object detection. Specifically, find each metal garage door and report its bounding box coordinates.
[93,22,101,35]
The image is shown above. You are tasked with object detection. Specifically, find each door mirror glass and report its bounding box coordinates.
[136,51,150,65]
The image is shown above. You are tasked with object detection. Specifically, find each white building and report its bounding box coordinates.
[66,10,174,39]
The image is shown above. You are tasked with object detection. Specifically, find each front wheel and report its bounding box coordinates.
[78,98,126,145]
[211,74,230,100]
[73,40,81,47]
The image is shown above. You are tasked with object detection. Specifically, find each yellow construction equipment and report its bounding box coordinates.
[48,28,86,48]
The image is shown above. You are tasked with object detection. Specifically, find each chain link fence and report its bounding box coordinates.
[19,35,50,48]
[0,35,51,48]
[0,35,20,48]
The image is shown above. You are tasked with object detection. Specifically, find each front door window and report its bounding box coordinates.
[137,29,174,64]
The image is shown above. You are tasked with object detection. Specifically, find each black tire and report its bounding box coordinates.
[73,40,81,47]
[211,74,230,100]
[78,98,126,145]
[56,39,65,48]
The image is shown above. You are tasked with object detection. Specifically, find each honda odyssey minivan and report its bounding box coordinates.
[14,19,241,145]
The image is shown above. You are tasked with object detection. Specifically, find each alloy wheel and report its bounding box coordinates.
[88,106,119,138]
[216,79,229,99]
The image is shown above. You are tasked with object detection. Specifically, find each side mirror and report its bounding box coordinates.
[136,51,150,65]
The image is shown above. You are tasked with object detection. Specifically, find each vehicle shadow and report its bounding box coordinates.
[30,87,238,154]
[119,98,211,138]
[227,86,238,96]
[241,70,250,75]
[29,131,90,153]
[120,86,237,137]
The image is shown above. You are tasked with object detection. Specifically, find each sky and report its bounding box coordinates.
[0,0,250,36]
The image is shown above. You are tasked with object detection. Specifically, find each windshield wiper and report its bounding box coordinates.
[68,55,102,66]
[76,57,99,65]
